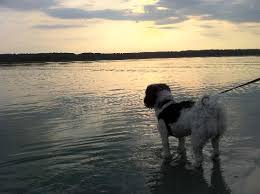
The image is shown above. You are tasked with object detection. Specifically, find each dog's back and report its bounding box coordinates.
[191,95,227,138]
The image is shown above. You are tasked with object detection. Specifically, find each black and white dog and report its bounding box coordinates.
[144,84,226,167]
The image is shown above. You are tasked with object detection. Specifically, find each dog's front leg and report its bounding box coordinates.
[211,136,220,160]
[177,137,186,155]
[158,119,171,159]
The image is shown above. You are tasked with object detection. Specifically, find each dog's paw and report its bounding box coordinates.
[185,163,203,171]
[173,153,187,161]
[162,151,171,160]
[172,154,183,161]
[170,154,186,166]
[177,147,186,155]
[185,163,194,170]
[193,162,203,169]
[185,162,202,170]
[211,153,220,161]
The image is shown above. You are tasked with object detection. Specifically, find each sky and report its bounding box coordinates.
[0,0,259,53]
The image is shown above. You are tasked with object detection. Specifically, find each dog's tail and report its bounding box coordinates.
[198,95,227,137]
[201,95,210,106]
[200,95,221,108]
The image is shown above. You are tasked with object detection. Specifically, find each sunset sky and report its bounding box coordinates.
[0,0,259,53]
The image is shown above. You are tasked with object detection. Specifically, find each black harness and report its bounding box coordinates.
[157,100,195,136]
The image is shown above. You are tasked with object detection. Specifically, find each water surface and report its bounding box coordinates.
[0,57,260,194]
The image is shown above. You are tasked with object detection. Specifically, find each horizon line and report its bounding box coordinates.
[1,48,260,55]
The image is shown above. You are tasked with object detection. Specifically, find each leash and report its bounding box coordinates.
[201,77,260,104]
[219,77,260,94]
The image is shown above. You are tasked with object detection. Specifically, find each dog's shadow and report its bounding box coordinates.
[151,156,231,194]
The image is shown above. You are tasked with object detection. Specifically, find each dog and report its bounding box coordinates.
[144,83,226,167]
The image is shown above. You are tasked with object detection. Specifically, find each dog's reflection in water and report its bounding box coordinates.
[151,155,231,194]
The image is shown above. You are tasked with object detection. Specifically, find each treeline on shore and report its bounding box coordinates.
[0,49,260,64]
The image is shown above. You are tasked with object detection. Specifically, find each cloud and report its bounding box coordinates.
[45,6,184,23]
[45,0,260,24]
[0,0,259,25]
[0,0,56,10]
[46,8,131,20]
[32,24,86,29]
[156,26,178,30]
[154,16,187,25]
[153,0,260,23]
[239,23,260,35]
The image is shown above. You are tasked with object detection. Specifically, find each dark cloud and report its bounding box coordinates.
[154,0,260,23]
[46,8,131,20]
[0,0,259,24]
[154,16,187,25]
[45,6,184,23]
[45,0,260,24]
[32,24,86,29]
[0,0,56,10]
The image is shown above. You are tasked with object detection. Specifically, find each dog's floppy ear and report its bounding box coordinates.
[158,83,171,92]
[144,85,157,108]
[144,84,170,108]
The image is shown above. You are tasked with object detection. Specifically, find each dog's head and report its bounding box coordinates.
[144,83,171,108]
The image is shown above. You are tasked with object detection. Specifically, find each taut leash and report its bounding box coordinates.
[219,77,260,94]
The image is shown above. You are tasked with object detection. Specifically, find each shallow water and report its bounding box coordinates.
[0,57,260,194]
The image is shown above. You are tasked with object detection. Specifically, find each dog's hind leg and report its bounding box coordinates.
[192,145,203,168]
[191,134,207,168]
[211,136,220,160]
[177,137,186,155]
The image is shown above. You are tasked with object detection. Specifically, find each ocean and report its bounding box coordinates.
[0,57,260,194]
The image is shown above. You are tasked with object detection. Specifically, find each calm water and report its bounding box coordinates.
[0,57,260,194]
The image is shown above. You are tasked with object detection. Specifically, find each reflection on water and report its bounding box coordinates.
[0,57,260,193]
[152,157,231,194]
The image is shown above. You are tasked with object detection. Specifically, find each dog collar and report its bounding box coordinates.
[157,99,175,109]
[155,99,175,118]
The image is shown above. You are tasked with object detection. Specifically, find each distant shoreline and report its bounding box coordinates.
[0,49,260,64]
